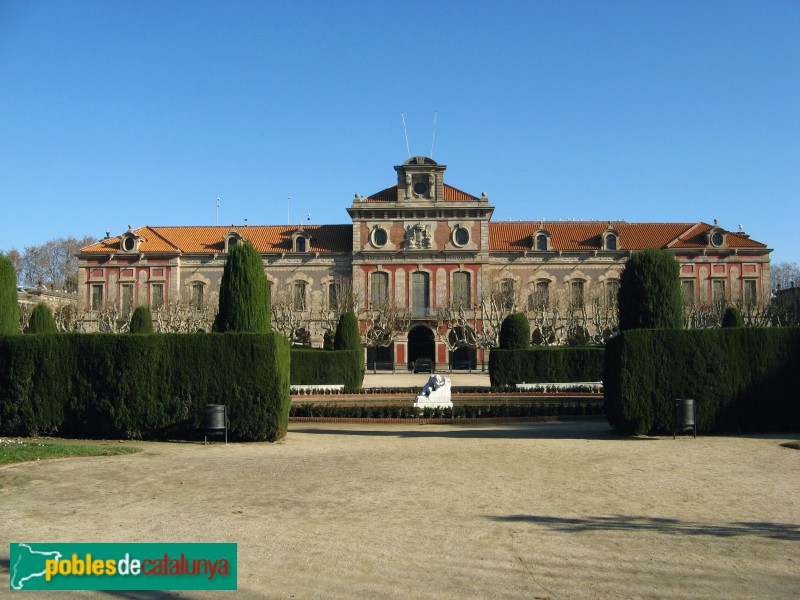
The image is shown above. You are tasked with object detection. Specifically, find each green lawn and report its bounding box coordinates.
[0,438,141,465]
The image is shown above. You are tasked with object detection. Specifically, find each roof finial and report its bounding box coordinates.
[714,218,718,226]
[127,224,132,231]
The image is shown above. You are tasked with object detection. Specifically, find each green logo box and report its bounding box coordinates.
[10,542,237,591]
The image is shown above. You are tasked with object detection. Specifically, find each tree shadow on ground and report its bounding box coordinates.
[291,421,657,441]
[488,514,800,541]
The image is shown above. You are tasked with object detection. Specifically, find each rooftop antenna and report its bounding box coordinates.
[287,194,291,225]
[216,196,220,226]
[401,112,411,158]
[430,111,438,159]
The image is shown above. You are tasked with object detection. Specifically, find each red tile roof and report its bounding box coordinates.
[81,225,353,255]
[489,222,767,251]
[363,184,479,202]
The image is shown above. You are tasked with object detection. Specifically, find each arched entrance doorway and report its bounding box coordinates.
[407,325,435,369]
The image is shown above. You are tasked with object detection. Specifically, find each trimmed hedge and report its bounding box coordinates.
[290,348,364,389]
[489,347,605,386]
[291,402,604,419]
[334,311,360,350]
[604,328,800,435]
[0,333,290,441]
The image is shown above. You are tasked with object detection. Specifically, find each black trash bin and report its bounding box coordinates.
[204,404,227,444]
[673,398,696,439]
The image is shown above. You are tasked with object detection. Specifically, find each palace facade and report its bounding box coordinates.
[77,157,771,369]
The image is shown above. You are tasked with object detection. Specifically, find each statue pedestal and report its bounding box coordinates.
[414,375,453,409]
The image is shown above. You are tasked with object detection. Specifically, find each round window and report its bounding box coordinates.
[122,237,135,252]
[711,232,724,247]
[372,227,388,247]
[413,182,428,196]
[453,226,469,246]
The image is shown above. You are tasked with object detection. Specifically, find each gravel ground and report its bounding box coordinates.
[1,420,798,599]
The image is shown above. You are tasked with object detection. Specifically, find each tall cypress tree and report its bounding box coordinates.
[0,255,20,334]
[130,306,154,333]
[618,248,683,330]
[26,302,57,333]
[334,311,360,350]
[214,240,271,332]
[498,312,531,349]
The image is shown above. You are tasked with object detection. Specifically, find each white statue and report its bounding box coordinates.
[414,374,453,409]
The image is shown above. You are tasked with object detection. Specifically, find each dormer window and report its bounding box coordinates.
[602,226,621,251]
[224,228,242,253]
[532,228,551,251]
[120,227,139,253]
[706,221,727,248]
[291,227,311,253]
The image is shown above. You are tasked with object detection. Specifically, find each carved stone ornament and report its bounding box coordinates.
[406,223,432,249]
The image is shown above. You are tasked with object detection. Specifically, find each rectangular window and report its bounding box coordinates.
[605,280,619,307]
[151,283,164,310]
[744,280,757,307]
[294,282,306,311]
[712,280,726,304]
[328,282,340,309]
[497,279,515,311]
[191,282,204,310]
[91,284,104,311]
[370,272,388,308]
[682,280,695,306]
[571,280,584,309]
[452,271,471,308]
[529,281,549,311]
[411,272,430,317]
[120,283,134,317]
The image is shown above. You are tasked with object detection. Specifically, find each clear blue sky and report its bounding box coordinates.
[1,0,798,262]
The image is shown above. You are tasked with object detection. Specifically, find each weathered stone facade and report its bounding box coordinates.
[77,157,772,366]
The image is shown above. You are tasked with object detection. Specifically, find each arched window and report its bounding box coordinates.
[606,279,619,306]
[570,280,584,309]
[295,237,306,253]
[293,281,306,310]
[528,280,549,310]
[536,234,548,251]
[370,272,388,308]
[605,234,617,250]
[191,282,205,310]
[452,271,471,308]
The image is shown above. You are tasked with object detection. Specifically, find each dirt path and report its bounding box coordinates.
[1,421,798,599]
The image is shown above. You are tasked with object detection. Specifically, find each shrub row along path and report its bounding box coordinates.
[1,420,798,599]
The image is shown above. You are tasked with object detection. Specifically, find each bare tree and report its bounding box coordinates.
[271,287,312,346]
[361,299,411,373]
[153,300,216,333]
[434,305,478,372]
[771,262,800,291]
[315,278,361,344]
[20,236,96,292]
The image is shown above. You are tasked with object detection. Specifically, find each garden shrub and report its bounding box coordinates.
[721,306,744,328]
[129,306,154,333]
[26,303,56,333]
[604,328,800,435]
[498,313,530,350]
[0,333,290,441]
[489,347,604,386]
